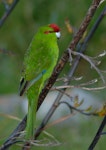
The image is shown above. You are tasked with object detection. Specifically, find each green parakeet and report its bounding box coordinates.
[19,24,60,139]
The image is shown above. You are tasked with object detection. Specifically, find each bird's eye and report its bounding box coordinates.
[44,31,49,34]
[44,30,54,34]
[44,30,61,39]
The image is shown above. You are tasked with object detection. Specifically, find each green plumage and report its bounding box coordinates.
[20,25,60,139]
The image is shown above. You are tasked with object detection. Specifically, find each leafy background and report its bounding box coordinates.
[0,0,106,149]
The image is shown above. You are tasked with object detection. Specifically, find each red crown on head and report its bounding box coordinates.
[49,24,60,32]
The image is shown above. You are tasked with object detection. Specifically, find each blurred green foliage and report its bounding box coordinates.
[0,1,106,149]
[0,0,106,93]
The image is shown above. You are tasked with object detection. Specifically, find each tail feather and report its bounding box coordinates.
[25,78,43,139]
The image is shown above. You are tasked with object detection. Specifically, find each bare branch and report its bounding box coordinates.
[88,116,106,150]
[0,0,19,27]
[52,89,73,101]
[69,50,105,83]
[52,85,106,91]
[58,101,97,116]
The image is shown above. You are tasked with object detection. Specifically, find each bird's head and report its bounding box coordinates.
[43,23,61,39]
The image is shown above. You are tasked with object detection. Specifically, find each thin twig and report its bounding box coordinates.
[52,88,73,101]
[58,101,97,116]
[0,0,19,27]
[69,50,105,83]
[52,85,106,91]
[88,116,106,150]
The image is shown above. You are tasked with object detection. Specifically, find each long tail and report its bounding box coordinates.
[26,97,37,139]
[25,78,44,139]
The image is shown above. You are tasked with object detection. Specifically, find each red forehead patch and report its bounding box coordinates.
[49,24,60,32]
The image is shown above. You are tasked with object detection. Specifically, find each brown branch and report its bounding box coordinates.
[69,0,101,50]
[0,0,102,149]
